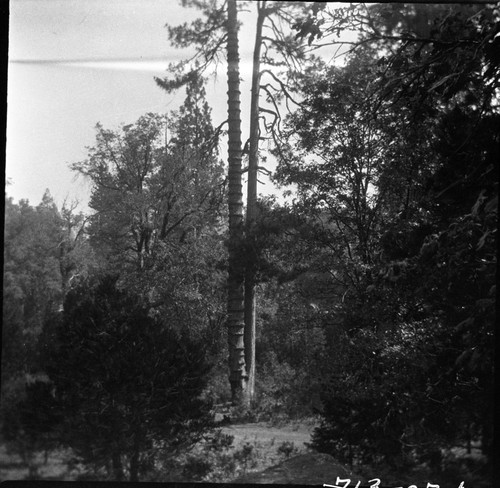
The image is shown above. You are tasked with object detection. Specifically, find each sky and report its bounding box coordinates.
[6,0,259,212]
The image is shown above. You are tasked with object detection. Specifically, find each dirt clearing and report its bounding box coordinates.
[222,421,315,447]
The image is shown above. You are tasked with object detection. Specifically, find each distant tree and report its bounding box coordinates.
[73,76,224,273]
[57,200,94,296]
[45,275,214,481]
[2,192,94,475]
[3,192,62,345]
[2,192,93,383]
[71,78,227,344]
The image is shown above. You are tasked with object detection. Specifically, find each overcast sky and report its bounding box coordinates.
[6,0,258,211]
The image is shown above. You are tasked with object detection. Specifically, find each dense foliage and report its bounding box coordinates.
[72,76,227,345]
[1,192,95,475]
[1,79,228,481]
[47,275,214,481]
[274,3,498,484]
[2,2,497,485]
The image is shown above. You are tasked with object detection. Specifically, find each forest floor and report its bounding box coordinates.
[221,421,362,484]
[0,423,481,485]
[0,420,358,483]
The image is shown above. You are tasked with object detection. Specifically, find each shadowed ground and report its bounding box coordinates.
[233,452,359,485]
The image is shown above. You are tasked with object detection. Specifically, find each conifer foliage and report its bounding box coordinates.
[47,275,214,481]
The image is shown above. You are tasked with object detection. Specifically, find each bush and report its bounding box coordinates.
[45,274,215,481]
[182,455,213,480]
[277,441,297,459]
[233,442,257,472]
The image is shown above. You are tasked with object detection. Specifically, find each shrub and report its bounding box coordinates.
[45,274,215,481]
[182,456,213,480]
[277,441,297,459]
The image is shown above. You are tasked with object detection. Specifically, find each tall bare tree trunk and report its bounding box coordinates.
[226,0,247,401]
[244,0,266,404]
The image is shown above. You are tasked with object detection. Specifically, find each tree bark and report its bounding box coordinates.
[129,431,140,481]
[112,450,124,481]
[244,0,266,404]
[226,0,247,401]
